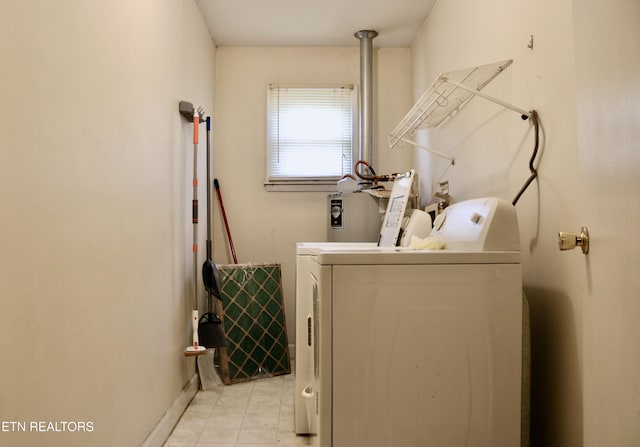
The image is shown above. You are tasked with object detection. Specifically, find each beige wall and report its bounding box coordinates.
[413,0,640,446]
[213,46,413,341]
[0,1,215,446]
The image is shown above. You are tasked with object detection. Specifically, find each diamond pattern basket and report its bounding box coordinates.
[215,263,291,384]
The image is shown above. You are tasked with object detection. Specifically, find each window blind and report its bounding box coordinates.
[266,85,355,184]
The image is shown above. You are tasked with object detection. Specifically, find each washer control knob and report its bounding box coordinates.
[558,226,589,254]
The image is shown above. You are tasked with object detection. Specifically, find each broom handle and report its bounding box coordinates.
[205,117,213,317]
[205,117,212,250]
[214,178,238,264]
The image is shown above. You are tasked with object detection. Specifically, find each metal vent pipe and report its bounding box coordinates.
[354,30,378,166]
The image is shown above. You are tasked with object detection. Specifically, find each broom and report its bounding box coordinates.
[199,115,227,349]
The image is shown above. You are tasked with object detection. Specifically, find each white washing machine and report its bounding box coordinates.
[294,197,523,447]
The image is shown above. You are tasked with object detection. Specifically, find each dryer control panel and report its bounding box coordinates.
[430,197,520,251]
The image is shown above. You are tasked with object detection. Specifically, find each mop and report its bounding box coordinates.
[185,107,206,357]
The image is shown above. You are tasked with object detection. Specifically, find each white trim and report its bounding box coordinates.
[141,374,199,447]
[264,182,339,192]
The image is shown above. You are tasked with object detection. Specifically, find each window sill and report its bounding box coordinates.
[264,182,339,192]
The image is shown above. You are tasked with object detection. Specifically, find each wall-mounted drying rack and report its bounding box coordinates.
[389,59,531,164]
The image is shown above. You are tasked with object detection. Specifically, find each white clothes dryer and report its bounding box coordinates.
[294,197,523,447]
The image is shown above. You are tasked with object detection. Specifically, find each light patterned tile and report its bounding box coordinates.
[278,414,294,431]
[195,443,236,447]
[208,404,246,419]
[242,413,279,430]
[217,392,251,406]
[172,416,207,431]
[181,405,214,420]
[197,422,240,444]
[165,424,201,444]
[245,402,280,417]
[236,428,277,444]
[163,441,195,447]
[170,372,302,447]
[249,389,282,402]
[279,402,294,416]
[206,411,244,429]
[187,393,220,411]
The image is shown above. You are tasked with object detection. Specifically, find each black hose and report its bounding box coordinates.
[354,160,399,184]
[512,110,540,206]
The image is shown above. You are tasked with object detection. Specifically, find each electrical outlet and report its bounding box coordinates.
[439,180,449,195]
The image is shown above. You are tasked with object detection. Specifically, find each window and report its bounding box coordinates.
[266,85,356,191]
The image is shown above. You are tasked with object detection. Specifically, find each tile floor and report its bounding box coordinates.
[163,372,315,447]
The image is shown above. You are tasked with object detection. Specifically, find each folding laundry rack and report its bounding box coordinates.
[389,59,531,164]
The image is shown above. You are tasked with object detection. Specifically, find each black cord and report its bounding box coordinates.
[512,110,540,205]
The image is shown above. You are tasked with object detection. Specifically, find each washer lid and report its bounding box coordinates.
[312,247,521,265]
[296,242,378,255]
[296,197,521,264]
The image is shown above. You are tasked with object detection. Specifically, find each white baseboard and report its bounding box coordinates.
[141,374,199,447]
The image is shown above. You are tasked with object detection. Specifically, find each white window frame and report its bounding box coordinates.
[265,84,358,192]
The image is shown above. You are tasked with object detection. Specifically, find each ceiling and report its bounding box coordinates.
[195,0,437,47]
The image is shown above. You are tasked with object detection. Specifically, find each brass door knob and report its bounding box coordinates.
[558,226,589,254]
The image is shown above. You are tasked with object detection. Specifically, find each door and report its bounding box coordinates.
[574,1,640,445]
